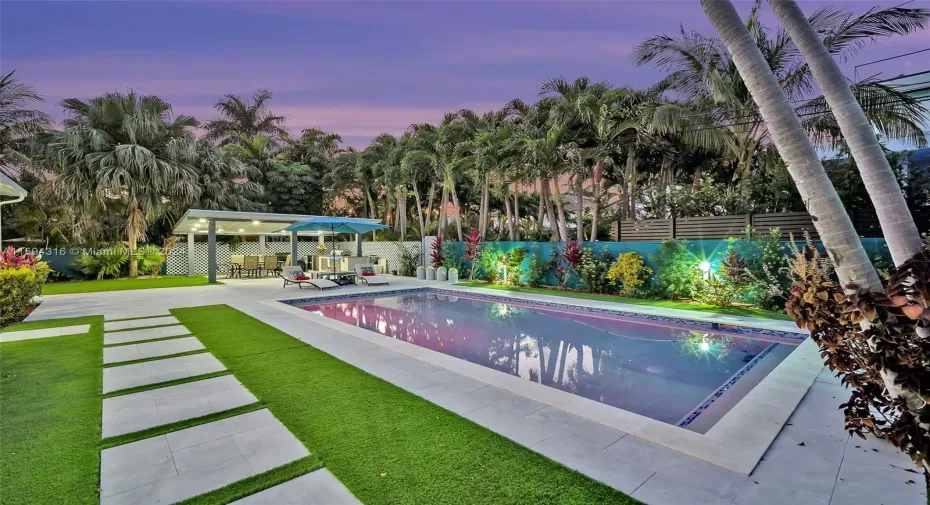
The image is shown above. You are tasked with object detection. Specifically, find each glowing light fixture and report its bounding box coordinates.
[699,261,712,280]
[198,218,206,223]
[252,220,261,225]
[700,341,711,352]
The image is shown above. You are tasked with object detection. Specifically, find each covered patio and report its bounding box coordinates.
[170,209,385,283]
[0,171,29,248]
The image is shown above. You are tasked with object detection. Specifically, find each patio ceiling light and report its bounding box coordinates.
[198,218,206,223]
[252,220,261,225]
[238,228,245,232]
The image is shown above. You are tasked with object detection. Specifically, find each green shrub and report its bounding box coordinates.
[578,248,614,294]
[694,251,752,307]
[395,243,420,277]
[136,244,166,276]
[606,252,652,296]
[0,268,40,326]
[74,245,129,279]
[525,246,552,288]
[500,247,527,285]
[651,240,700,299]
[441,240,462,271]
[477,243,501,283]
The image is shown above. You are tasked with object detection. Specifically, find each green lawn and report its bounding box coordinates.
[174,305,640,505]
[43,275,216,295]
[0,316,103,505]
[455,281,793,321]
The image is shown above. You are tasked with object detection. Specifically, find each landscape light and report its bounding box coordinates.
[700,341,711,352]
[699,261,712,280]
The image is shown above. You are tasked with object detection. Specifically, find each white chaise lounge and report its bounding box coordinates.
[281,266,339,290]
[354,264,389,285]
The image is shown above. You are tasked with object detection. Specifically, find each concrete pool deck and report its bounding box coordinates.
[25,275,926,505]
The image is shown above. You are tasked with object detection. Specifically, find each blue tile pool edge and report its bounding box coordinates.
[280,286,807,342]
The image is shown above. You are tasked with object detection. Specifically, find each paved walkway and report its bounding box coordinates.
[0,323,90,342]
[95,312,360,504]
[28,276,926,505]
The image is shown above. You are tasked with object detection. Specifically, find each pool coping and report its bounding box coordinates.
[263,283,821,475]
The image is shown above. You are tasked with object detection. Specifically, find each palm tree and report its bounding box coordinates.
[203,89,289,147]
[768,0,926,266]
[464,110,513,239]
[0,71,50,178]
[636,1,927,195]
[522,122,570,242]
[40,91,201,277]
[192,140,265,212]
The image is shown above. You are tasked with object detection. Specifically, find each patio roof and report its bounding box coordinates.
[0,171,28,201]
[171,209,382,237]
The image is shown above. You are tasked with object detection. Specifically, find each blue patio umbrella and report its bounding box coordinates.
[280,217,389,275]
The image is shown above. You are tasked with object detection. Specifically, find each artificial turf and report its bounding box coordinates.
[0,316,103,505]
[42,275,216,295]
[456,281,794,321]
[173,304,640,505]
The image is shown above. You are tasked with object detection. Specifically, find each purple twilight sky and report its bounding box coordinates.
[2,0,928,148]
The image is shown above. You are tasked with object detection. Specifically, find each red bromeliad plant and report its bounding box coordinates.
[431,236,444,268]
[785,240,930,479]
[555,240,583,289]
[464,229,482,280]
[0,246,40,270]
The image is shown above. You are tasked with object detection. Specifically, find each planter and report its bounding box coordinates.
[437,266,447,282]
[417,266,426,280]
[425,266,436,281]
[448,268,458,283]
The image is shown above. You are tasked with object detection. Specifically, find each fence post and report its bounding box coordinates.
[670,216,676,239]
[746,213,753,236]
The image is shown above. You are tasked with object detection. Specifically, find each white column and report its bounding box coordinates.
[355,234,362,257]
[258,234,266,256]
[187,233,195,276]
[207,220,217,283]
[291,231,299,266]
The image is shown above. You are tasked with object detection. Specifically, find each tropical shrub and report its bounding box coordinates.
[578,248,613,294]
[525,246,552,288]
[441,239,462,271]
[738,228,790,311]
[464,229,482,281]
[74,245,129,279]
[395,243,420,277]
[477,243,501,283]
[694,252,752,307]
[500,247,527,285]
[555,240,584,289]
[785,240,930,480]
[651,239,700,299]
[606,252,652,296]
[136,244,166,276]
[430,236,444,267]
[0,247,50,327]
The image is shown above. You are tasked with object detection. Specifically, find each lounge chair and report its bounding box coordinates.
[354,264,389,286]
[281,266,339,290]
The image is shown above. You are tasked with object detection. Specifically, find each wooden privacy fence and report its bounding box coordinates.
[609,209,928,242]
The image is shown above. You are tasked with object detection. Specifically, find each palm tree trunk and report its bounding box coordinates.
[512,183,521,241]
[412,185,425,240]
[701,0,880,290]
[504,185,515,241]
[576,176,584,242]
[591,162,601,241]
[551,177,570,242]
[438,187,448,238]
[542,178,560,242]
[397,185,407,241]
[450,183,464,241]
[425,183,435,235]
[126,206,143,278]
[537,178,546,224]
[769,0,923,266]
[625,150,638,220]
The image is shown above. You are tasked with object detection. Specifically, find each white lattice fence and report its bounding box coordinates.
[345,241,423,273]
[166,243,231,275]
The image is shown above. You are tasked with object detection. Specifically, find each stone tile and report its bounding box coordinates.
[531,432,656,494]
[103,337,205,364]
[814,366,842,386]
[523,407,627,450]
[102,376,257,437]
[831,436,926,505]
[231,469,362,505]
[607,435,746,499]
[467,405,558,447]
[101,409,308,505]
[733,480,831,505]
[0,324,90,342]
[104,325,191,345]
[166,409,277,451]
[104,316,181,332]
[232,423,310,473]
[414,382,496,416]
[632,473,734,505]
[102,353,225,393]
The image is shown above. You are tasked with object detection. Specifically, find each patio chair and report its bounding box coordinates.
[281,266,339,290]
[263,255,279,277]
[241,255,262,277]
[354,264,389,286]
[228,255,245,278]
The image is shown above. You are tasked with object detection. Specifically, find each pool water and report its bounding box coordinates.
[297,292,800,432]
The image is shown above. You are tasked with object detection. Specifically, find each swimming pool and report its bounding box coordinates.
[291,289,803,433]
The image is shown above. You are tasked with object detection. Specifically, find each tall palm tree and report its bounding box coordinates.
[0,71,50,178]
[203,89,289,147]
[192,140,265,212]
[522,123,569,242]
[769,0,926,266]
[40,91,201,277]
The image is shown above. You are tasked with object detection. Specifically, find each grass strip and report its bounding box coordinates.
[174,304,640,505]
[43,276,218,295]
[101,370,233,399]
[0,316,104,505]
[104,322,186,333]
[456,281,793,321]
[104,314,172,322]
[176,457,322,505]
[100,403,263,449]
[102,349,209,368]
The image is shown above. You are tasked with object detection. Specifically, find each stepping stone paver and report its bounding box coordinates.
[103,337,205,364]
[230,469,362,505]
[103,353,226,393]
[104,325,191,345]
[100,409,308,505]
[105,311,171,321]
[104,315,180,332]
[0,324,90,343]
[102,375,257,437]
